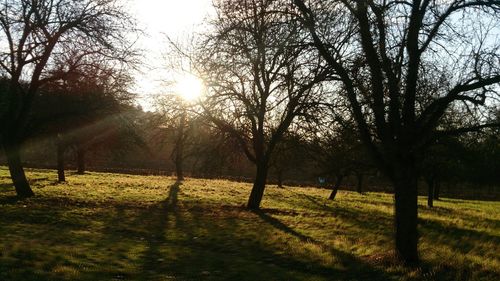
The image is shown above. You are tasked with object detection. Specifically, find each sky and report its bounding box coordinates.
[127,0,213,110]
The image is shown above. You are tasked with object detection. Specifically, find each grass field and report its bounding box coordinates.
[0,167,499,280]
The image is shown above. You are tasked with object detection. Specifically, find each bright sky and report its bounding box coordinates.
[128,0,213,110]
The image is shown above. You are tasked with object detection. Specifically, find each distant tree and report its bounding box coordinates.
[0,0,136,197]
[269,132,309,188]
[32,62,136,181]
[420,137,464,207]
[460,109,500,186]
[421,108,500,205]
[56,134,66,182]
[197,0,331,209]
[295,0,500,264]
[154,94,202,181]
[189,127,248,178]
[308,116,370,200]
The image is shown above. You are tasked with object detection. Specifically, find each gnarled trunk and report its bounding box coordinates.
[426,178,434,207]
[57,140,65,182]
[393,163,419,265]
[175,142,184,181]
[328,174,344,200]
[3,141,34,198]
[76,145,85,174]
[175,111,186,181]
[356,172,363,193]
[247,160,268,209]
[433,181,440,200]
[277,169,283,188]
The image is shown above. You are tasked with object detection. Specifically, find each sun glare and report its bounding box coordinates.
[175,75,204,101]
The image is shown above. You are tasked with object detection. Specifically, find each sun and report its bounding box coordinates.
[175,74,204,101]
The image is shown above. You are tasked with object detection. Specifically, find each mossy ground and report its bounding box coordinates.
[0,167,499,280]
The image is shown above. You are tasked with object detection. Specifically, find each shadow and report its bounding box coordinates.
[1,174,496,281]
[28,177,50,184]
[41,180,67,186]
[254,210,315,243]
[140,181,181,276]
[67,171,87,175]
[0,195,20,204]
[419,217,500,253]
[425,205,500,227]
[0,177,52,194]
[253,209,394,280]
[0,183,13,192]
[125,182,393,280]
[299,192,500,272]
[165,180,181,210]
[298,192,393,231]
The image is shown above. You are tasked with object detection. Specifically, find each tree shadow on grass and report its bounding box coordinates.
[0,176,51,193]
[298,193,393,232]
[128,183,393,280]
[133,187,498,280]
[419,218,500,253]
[424,205,500,227]
[2,179,395,280]
[140,180,181,276]
[300,192,498,248]
[0,194,20,204]
[254,209,395,280]
[28,177,50,183]
[298,192,500,279]
[254,209,314,242]
[2,177,496,281]
[0,180,397,280]
[0,177,53,196]
[0,183,13,193]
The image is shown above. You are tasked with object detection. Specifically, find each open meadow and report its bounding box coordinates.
[0,167,499,281]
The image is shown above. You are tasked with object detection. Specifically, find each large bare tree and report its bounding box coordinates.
[294,0,500,264]
[0,0,136,197]
[196,0,331,209]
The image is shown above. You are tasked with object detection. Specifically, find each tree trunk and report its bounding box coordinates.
[426,178,434,207]
[277,169,283,188]
[175,148,184,181]
[247,161,268,209]
[393,165,419,265]
[356,172,363,193]
[3,141,34,198]
[57,139,65,182]
[76,145,85,174]
[328,174,344,200]
[175,111,186,181]
[433,180,440,200]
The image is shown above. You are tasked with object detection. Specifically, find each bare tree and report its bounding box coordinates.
[153,94,199,181]
[36,59,135,181]
[0,0,136,197]
[196,0,331,209]
[269,131,310,188]
[294,0,500,264]
[310,122,369,199]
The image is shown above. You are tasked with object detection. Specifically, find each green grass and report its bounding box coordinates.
[0,167,499,280]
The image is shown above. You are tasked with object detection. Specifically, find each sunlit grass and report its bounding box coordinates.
[0,167,498,280]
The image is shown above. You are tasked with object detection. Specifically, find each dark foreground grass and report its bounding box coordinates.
[0,167,499,280]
